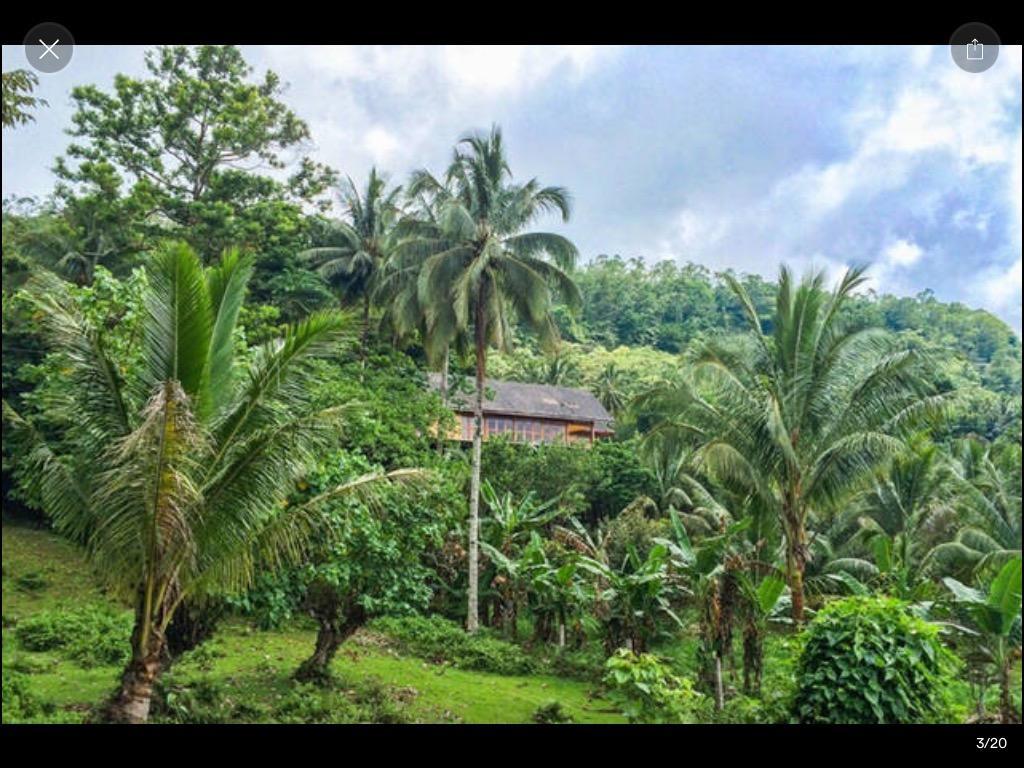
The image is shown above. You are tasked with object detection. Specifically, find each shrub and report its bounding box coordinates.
[532,699,574,723]
[792,596,958,723]
[14,605,132,668]
[604,502,669,568]
[369,615,537,675]
[603,649,703,723]
[156,679,231,724]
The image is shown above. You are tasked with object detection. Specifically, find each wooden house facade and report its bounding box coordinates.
[428,374,614,446]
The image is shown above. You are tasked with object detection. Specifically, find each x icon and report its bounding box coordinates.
[38,39,60,60]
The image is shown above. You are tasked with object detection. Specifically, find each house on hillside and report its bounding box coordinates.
[428,373,614,445]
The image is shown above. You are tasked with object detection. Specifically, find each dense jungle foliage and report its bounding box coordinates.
[2,46,1020,725]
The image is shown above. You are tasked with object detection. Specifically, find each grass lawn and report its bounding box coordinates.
[2,519,623,724]
[4,518,1018,724]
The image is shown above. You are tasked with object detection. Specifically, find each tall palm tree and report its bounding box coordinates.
[400,125,581,631]
[304,168,403,357]
[639,266,943,623]
[2,242,418,722]
[376,176,468,401]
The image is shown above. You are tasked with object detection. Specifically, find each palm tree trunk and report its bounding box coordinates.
[714,656,725,711]
[784,503,807,625]
[440,346,449,403]
[437,347,449,456]
[360,294,371,362]
[467,304,486,633]
[102,606,166,723]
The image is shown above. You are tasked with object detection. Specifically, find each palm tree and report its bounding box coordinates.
[2,242,413,722]
[525,349,580,386]
[593,362,626,416]
[826,437,957,597]
[639,267,943,623]
[401,125,581,631]
[929,440,1022,579]
[304,168,403,357]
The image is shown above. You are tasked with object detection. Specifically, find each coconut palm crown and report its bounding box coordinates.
[3,241,419,722]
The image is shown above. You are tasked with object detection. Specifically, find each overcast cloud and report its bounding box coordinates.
[3,44,1021,330]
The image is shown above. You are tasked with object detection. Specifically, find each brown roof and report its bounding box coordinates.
[428,373,614,433]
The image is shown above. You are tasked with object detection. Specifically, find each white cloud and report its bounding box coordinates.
[248,45,621,214]
[883,238,924,267]
[648,45,1022,330]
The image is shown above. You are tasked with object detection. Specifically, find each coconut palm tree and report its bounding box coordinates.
[928,440,1022,579]
[2,242,420,722]
[400,125,581,631]
[593,362,627,417]
[639,266,943,623]
[304,168,403,358]
[825,436,958,597]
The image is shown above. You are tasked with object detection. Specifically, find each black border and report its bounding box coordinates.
[1,722,1020,756]
[2,6,1021,44]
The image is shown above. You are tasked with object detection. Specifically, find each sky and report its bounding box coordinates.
[3,44,1022,332]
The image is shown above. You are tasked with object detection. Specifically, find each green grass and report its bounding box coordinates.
[2,520,622,724]
[4,519,1018,724]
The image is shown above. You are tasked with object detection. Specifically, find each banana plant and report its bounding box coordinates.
[735,571,787,696]
[656,508,751,709]
[527,551,586,648]
[481,481,566,555]
[578,542,683,655]
[943,557,1022,723]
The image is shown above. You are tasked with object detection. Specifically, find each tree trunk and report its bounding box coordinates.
[785,507,808,625]
[294,603,367,684]
[437,347,449,455]
[440,347,449,403]
[742,620,763,696]
[714,656,725,712]
[102,607,166,723]
[467,302,486,633]
[360,294,371,363]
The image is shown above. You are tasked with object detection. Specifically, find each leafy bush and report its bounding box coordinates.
[14,605,132,667]
[156,679,232,724]
[271,683,361,724]
[370,615,537,675]
[604,502,669,568]
[792,596,958,723]
[532,700,574,723]
[603,649,703,723]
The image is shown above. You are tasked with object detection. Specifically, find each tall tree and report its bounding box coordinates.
[2,242,402,722]
[53,46,336,264]
[401,125,580,631]
[303,168,402,357]
[640,267,943,622]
